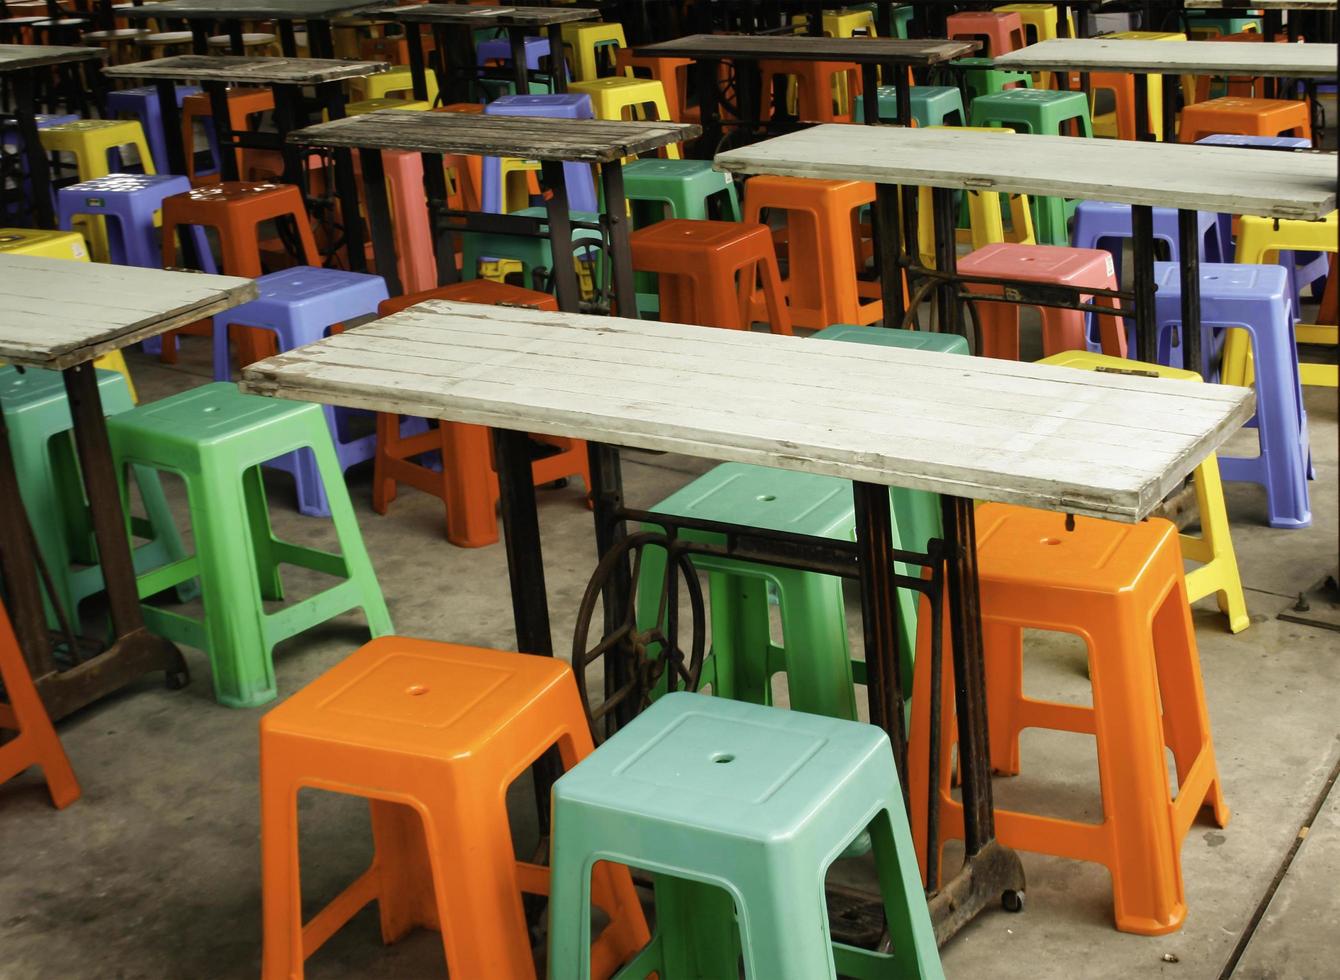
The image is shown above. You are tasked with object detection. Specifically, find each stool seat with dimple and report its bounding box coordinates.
[260,637,650,980]
[909,504,1230,936]
[631,219,792,334]
[548,692,944,979]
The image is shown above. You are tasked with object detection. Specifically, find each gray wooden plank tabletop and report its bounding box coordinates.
[0,256,256,370]
[288,110,700,161]
[104,54,389,84]
[384,3,596,26]
[122,0,393,19]
[0,43,105,72]
[714,126,1338,220]
[238,300,1256,522]
[994,38,1338,77]
[634,34,979,65]
[1185,0,1335,10]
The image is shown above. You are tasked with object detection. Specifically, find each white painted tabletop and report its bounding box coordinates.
[993,38,1338,77]
[0,256,256,370]
[238,301,1256,522]
[713,126,1338,220]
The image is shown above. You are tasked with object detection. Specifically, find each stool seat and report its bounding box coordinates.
[1179,96,1313,143]
[0,227,88,259]
[57,172,193,268]
[946,9,1025,56]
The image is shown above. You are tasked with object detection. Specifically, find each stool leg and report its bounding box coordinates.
[130,462,199,602]
[259,753,304,980]
[242,465,285,602]
[1181,457,1249,634]
[548,831,599,978]
[0,602,79,809]
[735,861,836,978]
[707,571,771,704]
[984,621,1024,775]
[869,804,943,979]
[371,413,405,515]
[440,421,502,548]
[369,799,441,942]
[776,570,857,720]
[649,874,743,976]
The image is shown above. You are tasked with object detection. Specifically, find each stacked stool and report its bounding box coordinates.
[569,77,681,156]
[57,173,197,267]
[105,83,200,177]
[945,9,1025,55]
[615,48,695,122]
[560,19,626,80]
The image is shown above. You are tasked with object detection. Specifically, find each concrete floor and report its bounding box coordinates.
[0,324,1335,979]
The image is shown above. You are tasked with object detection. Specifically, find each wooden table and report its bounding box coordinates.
[106,54,388,271]
[0,256,255,719]
[287,110,698,304]
[633,34,977,152]
[716,125,1337,376]
[384,4,592,106]
[121,0,394,56]
[0,43,105,228]
[239,298,1254,944]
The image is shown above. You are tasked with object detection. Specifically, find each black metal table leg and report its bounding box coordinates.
[693,56,722,159]
[587,442,635,733]
[205,80,239,181]
[508,26,531,96]
[190,22,209,54]
[861,62,880,126]
[13,69,56,228]
[1133,72,1152,142]
[1132,204,1159,363]
[931,185,961,339]
[541,158,583,312]
[315,82,367,273]
[227,20,244,55]
[547,23,567,93]
[306,19,335,60]
[421,150,458,286]
[407,21,429,102]
[873,183,905,329]
[599,159,636,316]
[358,147,403,296]
[0,411,57,679]
[1161,70,1179,143]
[278,20,297,58]
[1178,208,1203,379]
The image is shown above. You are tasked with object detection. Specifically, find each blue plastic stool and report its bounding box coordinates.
[105,84,200,178]
[476,35,563,96]
[1153,262,1311,528]
[212,266,390,517]
[56,173,200,268]
[480,93,598,213]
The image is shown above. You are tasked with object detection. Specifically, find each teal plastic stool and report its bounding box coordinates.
[461,205,605,295]
[548,692,945,980]
[0,365,191,632]
[855,84,965,126]
[954,56,1033,101]
[106,383,392,708]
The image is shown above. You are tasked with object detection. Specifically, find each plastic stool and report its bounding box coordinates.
[38,118,156,177]
[461,205,605,300]
[854,84,966,126]
[622,158,739,223]
[946,10,1025,55]
[1089,70,1167,140]
[969,87,1093,137]
[348,64,440,104]
[1152,262,1310,528]
[1070,199,1221,294]
[371,282,591,548]
[260,637,648,979]
[107,383,392,708]
[955,56,1033,101]
[560,20,626,80]
[549,692,944,980]
[743,175,880,328]
[631,219,792,334]
[0,597,79,809]
[105,84,200,178]
[1179,96,1312,143]
[481,94,599,213]
[0,226,88,259]
[57,173,196,267]
[958,242,1127,358]
[206,31,279,54]
[1040,351,1249,632]
[994,3,1062,45]
[615,48,696,123]
[476,35,560,96]
[569,77,681,156]
[0,365,189,632]
[180,87,274,185]
[759,58,859,123]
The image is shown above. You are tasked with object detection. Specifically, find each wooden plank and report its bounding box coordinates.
[289,110,700,161]
[385,4,596,26]
[0,43,104,72]
[634,33,979,65]
[238,301,1256,522]
[0,256,256,369]
[104,54,389,84]
[1185,0,1335,9]
[994,38,1338,77]
[714,125,1338,220]
[120,0,392,19]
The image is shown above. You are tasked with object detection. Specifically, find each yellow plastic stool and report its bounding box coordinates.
[569,77,680,158]
[560,20,627,80]
[349,65,438,105]
[822,9,877,37]
[206,32,281,55]
[917,127,1035,267]
[39,119,157,178]
[1040,351,1248,633]
[1226,211,1339,389]
[994,3,1063,86]
[343,98,431,116]
[0,229,137,400]
[1106,30,1194,111]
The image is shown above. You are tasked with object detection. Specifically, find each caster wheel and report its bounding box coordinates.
[1001,889,1025,913]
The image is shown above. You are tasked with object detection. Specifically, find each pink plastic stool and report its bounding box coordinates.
[945,11,1026,56]
[958,243,1127,360]
[381,151,437,294]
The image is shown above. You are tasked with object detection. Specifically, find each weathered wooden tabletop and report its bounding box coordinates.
[384,3,595,26]
[0,256,256,370]
[288,110,700,161]
[104,54,388,84]
[238,300,1256,522]
[1184,0,1336,10]
[0,43,104,72]
[634,34,979,65]
[994,38,1338,77]
[714,125,1338,220]
[122,0,393,19]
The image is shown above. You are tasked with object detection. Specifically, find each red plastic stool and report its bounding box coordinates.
[742,175,881,328]
[160,181,321,365]
[180,87,274,186]
[759,58,860,122]
[1179,95,1312,142]
[616,48,697,123]
[958,242,1126,359]
[631,219,793,334]
[946,11,1026,56]
[371,281,591,548]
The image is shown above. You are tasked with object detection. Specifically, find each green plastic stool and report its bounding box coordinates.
[954,56,1033,101]
[461,205,605,295]
[855,84,966,126]
[106,383,392,708]
[1186,13,1262,37]
[847,1,914,38]
[548,692,945,980]
[0,365,191,632]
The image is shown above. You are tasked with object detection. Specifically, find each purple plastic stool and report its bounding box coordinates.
[106,85,200,179]
[1153,261,1310,529]
[2,113,79,219]
[212,267,390,516]
[57,173,206,268]
[481,93,598,213]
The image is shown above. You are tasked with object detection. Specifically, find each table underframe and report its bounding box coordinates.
[403,20,570,109]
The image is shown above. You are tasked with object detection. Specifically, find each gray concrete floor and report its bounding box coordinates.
[2,286,1338,976]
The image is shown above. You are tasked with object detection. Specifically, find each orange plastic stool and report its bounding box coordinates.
[946,10,1025,55]
[742,175,881,328]
[371,281,591,549]
[908,504,1230,936]
[180,87,275,186]
[0,598,79,809]
[160,181,321,365]
[759,58,860,122]
[958,242,1126,359]
[259,637,650,979]
[1179,95,1312,142]
[616,48,697,123]
[630,219,793,334]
